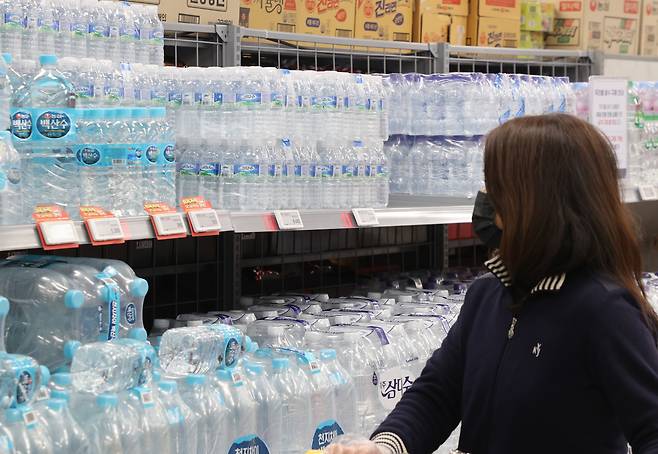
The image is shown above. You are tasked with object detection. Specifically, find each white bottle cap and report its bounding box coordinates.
[152,319,169,329]
[398,295,413,303]
[187,320,204,327]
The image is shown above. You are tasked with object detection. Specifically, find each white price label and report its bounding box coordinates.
[376,366,417,411]
[589,77,629,172]
[639,185,658,201]
[188,209,221,233]
[152,212,187,237]
[274,210,304,230]
[40,220,78,246]
[352,208,379,226]
[87,217,125,242]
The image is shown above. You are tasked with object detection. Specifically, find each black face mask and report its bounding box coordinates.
[472,191,502,249]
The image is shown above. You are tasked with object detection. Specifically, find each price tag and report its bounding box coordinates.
[274,210,304,230]
[188,209,221,233]
[33,205,79,250]
[352,208,379,227]
[181,197,221,236]
[152,212,187,238]
[144,202,187,240]
[589,77,629,174]
[639,185,658,201]
[80,206,125,245]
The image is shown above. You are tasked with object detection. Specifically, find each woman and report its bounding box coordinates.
[328,114,658,454]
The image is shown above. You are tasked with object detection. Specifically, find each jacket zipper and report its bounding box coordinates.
[508,316,518,339]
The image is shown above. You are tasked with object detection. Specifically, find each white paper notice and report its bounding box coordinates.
[589,77,628,173]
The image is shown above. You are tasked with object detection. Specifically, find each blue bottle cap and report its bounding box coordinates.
[40,366,50,385]
[96,393,118,408]
[272,357,289,371]
[39,55,58,66]
[50,390,69,402]
[130,278,148,298]
[245,362,264,375]
[0,297,9,317]
[158,380,176,392]
[2,53,11,65]
[52,372,72,386]
[102,266,118,278]
[64,290,84,309]
[320,349,337,361]
[152,370,161,382]
[0,131,9,141]
[185,374,206,386]
[216,369,231,381]
[47,398,66,411]
[63,341,81,360]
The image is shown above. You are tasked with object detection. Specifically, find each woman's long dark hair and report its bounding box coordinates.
[485,113,658,335]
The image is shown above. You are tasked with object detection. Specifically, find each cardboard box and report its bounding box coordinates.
[126,0,239,25]
[469,0,521,20]
[414,12,468,44]
[467,15,520,46]
[354,0,414,41]
[520,29,545,46]
[297,0,356,38]
[239,0,298,32]
[521,0,555,31]
[546,0,640,55]
[640,0,658,55]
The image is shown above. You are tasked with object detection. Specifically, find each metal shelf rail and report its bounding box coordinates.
[164,23,600,81]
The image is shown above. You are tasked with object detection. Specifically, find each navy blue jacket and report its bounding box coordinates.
[372,265,658,454]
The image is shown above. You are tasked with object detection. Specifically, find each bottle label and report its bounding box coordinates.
[120,25,139,42]
[315,165,333,178]
[39,18,59,33]
[178,162,199,176]
[150,29,164,44]
[10,111,32,140]
[228,435,270,454]
[90,22,109,38]
[3,12,25,28]
[76,145,103,166]
[104,86,124,103]
[377,165,388,177]
[97,273,121,341]
[271,92,284,108]
[311,420,344,449]
[125,303,137,325]
[341,165,355,177]
[311,96,338,110]
[145,145,160,165]
[76,85,94,101]
[10,358,38,406]
[268,164,283,177]
[236,92,262,106]
[234,164,260,177]
[357,165,366,177]
[72,21,87,37]
[220,164,233,177]
[377,366,417,411]
[11,108,77,143]
[199,163,220,177]
[127,145,142,167]
[224,337,241,369]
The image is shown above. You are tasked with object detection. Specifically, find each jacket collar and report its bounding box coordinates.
[484,255,567,294]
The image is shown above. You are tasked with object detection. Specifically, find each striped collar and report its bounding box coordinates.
[484,255,567,294]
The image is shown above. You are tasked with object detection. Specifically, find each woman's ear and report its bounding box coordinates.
[495,213,503,230]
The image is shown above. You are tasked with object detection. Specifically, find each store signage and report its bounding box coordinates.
[589,77,629,175]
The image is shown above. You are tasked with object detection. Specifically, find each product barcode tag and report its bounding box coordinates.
[39,220,79,246]
[22,410,37,427]
[36,387,50,401]
[188,209,221,234]
[151,212,187,238]
[274,210,304,230]
[140,390,154,406]
[231,370,243,385]
[87,217,125,242]
[639,185,658,201]
[309,360,321,372]
[352,208,379,227]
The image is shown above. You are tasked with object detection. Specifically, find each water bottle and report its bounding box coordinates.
[176,142,200,203]
[158,326,224,377]
[117,2,137,64]
[77,108,109,208]
[123,383,171,454]
[241,362,282,452]
[1,1,24,60]
[87,0,109,60]
[0,132,23,224]
[4,407,53,454]
[10,54,78,219]
[38,398,90,454]
[178,374,224,454]
[198,140,220,206]
[158,380,198,453]
[70,342,141,394]
[146,5,164,65]
[76,393,123,453]
[269,356,312,454]
[68,0,88,59]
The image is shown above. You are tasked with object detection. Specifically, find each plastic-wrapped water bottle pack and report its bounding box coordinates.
[384,72,578,198]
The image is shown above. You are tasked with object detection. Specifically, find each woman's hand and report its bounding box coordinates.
[325,435,387,454]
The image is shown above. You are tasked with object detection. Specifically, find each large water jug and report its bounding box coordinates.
[4,407,53,454]
[242,361,283,452]
[38,398,90,454]
[178,374,224,454]
[76,394,123,454]
[157,380,198,454]
[70,342,141,394]
[320,348,358,435]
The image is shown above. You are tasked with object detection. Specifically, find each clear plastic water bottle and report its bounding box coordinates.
[242,361,282,452]
[319,348,357,435]
[87,0,109,61]
[38,398,90,454]
[1,1,24,60]
[178,374,224,454]
[4,407,54,454]
[69,0,88,59]
[77,108,110,208]
[0,131,23,224]
[10,54,78,218]
[269,356,311,454]
[70,342,141,394]
[77,393,123,453]
[158,326,225,377]
[146,5,164,65]
[157,380,199,454]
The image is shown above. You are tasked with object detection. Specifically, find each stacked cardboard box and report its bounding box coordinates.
[412,0,469,45]
[467,0,521,48]
[297,0,356,38]
[546,0,640,55]
[126,0,239,25]
[519,0,555,48]
[640,0,658,55]
[239,0,298,33]
[353,0,414,41]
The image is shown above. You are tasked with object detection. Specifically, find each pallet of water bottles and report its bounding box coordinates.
[0,259,477,453]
